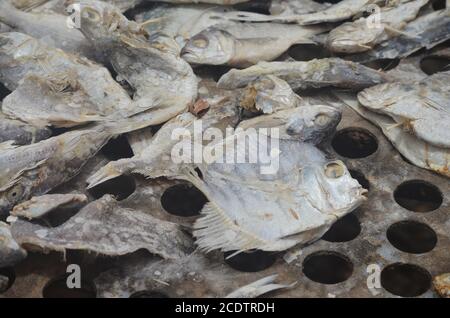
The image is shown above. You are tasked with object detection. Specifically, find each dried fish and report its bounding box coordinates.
[336,92,450,177]
[0,1,100,61]
[11,193,88,219]
[270,0,330,16]
[10,195,194,259]
[326,0,428,53]
[434,273,450,298]
[226,274,296,298]
[181,23,326,67]
[0,111,51,145]
[218,58,390,90]
[357,72,450,148]
[237,105,341,145]
[0,33,138,127]
[0,221,27,268]
[76,1,198,122]
[348,9,450,62]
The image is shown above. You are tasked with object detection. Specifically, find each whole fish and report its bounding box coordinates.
[0,221,27,268]
[0,33,138,128]
[348,9,450,62]
[0,1,100,62]
[0,115,158,216]
[10,195,194,259]
[181,23,326,67]
[357,71,450,148]
[326,0,429,53]
[0,111,51,145]
[75,0,198,122]
[11,193,88,219]
[336,92,450,177]
[217,58,391,90]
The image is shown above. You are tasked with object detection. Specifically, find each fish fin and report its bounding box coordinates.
[225,274,297,298]
[193,202,268,253]
[86,160,130,189]
[0,140,19,151]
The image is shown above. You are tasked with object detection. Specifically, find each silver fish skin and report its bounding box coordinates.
[10,195,194,259]
[11,193,88,219]
[348,9,450,62]
[0,33,139,127]
[218,58,391,91]
[357,71,450,148]
[0,221,27,268]
[0,0,100,62]
[326,0,429,53]
[75,0,198,121]
[181,23,326,67]
[0,112,51,145]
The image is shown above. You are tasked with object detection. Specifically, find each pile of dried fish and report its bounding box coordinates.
[0,0,448,298]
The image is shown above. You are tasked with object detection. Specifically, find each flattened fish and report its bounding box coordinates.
[326,0,428,53]
[336,92,450,177]
[0,111,51,145]
[0,221,27,268]
[218,58,390,90]
[181,23,327,67]
[357,71,450,148]
[76,1,198,122]
[10,195,194,259]
[11,193,88,219]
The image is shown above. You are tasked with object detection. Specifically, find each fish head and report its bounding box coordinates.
[181,28,235,65]
[286,105,341,144]
[0,182,29,217]
[326,21,385,53]
[312,160,367,214]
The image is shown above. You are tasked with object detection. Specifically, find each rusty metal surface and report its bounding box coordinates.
[1,101,448,298]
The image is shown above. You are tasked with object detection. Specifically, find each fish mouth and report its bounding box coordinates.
[180,48,199,62]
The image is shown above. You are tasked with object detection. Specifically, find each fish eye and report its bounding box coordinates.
[314,113,331,126]
[324,161,345,179]
[7,184,24,202]
[82,8,101,21]
[192,37,208,48]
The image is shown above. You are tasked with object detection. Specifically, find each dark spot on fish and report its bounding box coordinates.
[363,58,400,71]
[161,183,208,217]
[394,180,442,212]
[42,274,96,298]
[0,268,15,293]
[420,56,450,75]
[387,220,437,254]
[288,44,331,61]
[130,290,170,298]
[101,135,134,160]
[224,250,277,272]
[88,175,136,201]
[331,127,378,159]
[381,263,431,297]
[322,213,361,242]
[303,251,353,284]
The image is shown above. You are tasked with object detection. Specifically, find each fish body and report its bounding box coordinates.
[218,58,390,90]
[0,112,51,145]
[270,0,330,16]
[326,0,429,53]
[0,221,27,268]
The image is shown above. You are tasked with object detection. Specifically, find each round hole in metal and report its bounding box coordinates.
[394,180,442,212]
[224,250,277,272]
[381,263,431,297]
[42,275,97,298]
[0,268,15,293]
[101,135,134,161]
[420,56,449,75]
[332,128,378,159]
[387,221,437,254]
[303,251,353,284]
[322,213,361,242]
[129,290,170,298]
[349,169,370,191]
[161,183,208,217]
[88,175,136,201]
